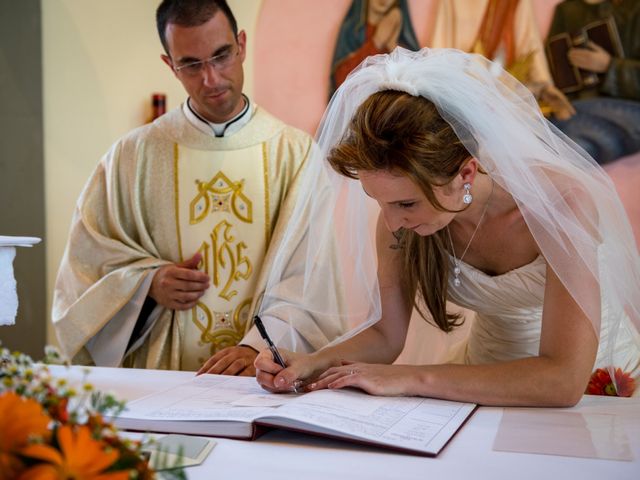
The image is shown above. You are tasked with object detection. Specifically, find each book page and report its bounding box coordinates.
[260,389,476,455]
[118,375,296,423]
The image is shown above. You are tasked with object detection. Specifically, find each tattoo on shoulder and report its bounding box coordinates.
[390,229,405,250]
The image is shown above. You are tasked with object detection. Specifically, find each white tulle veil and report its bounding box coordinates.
[257,47,640,391]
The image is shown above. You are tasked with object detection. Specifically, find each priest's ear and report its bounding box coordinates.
[161,54,177,77]
[236,29,247,64]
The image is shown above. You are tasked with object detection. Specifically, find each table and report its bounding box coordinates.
[47,365,639,480]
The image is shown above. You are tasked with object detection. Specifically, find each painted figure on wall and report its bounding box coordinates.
[431,0,575,121]
[546,0,640,164]
[330,0,420,98]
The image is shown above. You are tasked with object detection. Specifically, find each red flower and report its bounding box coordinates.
[586,368,636,397]
[47,396,70,424]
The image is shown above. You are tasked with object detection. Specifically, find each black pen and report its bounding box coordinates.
[253,315,287,368]
[253,315,300,393]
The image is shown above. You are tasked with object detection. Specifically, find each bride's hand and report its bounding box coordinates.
[254,349,328,393]
[307,362,417,396]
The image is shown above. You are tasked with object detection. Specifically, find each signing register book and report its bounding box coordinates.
[113,374,476,456]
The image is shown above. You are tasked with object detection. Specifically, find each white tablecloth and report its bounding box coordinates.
[46,365,640,480]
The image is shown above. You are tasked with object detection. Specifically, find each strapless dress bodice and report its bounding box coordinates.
[445,254,639,375]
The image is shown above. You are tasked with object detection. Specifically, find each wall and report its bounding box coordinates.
[0,0,46,357]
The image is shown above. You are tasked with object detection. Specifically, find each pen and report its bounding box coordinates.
[253,315,286,368]
[253,315,300,393]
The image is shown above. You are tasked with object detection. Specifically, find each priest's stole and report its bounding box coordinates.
[174,143,269,369]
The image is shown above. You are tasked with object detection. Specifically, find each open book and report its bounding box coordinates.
[546,16,623,93]
[113,374,476,457]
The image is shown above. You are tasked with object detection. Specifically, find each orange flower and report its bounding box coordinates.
[0,392,51,480]
[586,368,636,397]
[19,425,128,480]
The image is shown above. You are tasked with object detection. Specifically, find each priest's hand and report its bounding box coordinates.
[149,253,209,310]
[197,345,258,376]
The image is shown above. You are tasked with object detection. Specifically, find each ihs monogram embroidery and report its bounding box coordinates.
[188,170,255,355]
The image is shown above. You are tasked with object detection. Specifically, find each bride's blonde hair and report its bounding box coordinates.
[328,90,470,332]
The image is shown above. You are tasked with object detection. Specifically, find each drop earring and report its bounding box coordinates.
[463,183,473,204]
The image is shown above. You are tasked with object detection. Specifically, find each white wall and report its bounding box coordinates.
[42,0,262,343]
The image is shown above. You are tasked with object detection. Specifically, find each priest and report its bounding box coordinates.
[53,0,344,372]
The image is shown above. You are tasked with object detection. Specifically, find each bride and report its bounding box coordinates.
[254,48,640,406]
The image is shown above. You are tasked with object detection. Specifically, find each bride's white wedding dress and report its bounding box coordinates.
[446,254,640,380]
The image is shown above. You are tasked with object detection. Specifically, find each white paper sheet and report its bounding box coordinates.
[119,375,282,423]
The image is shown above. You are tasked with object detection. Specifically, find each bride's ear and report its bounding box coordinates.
[458,157,479,185]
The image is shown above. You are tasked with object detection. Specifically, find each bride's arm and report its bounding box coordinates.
[254,215,414,391]
[312,260,598,407]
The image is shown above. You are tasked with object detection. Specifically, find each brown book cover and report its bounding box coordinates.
[546,17,624,93]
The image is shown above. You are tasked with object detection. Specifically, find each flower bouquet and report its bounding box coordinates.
[586,367,636,398]
[0,345,184,480]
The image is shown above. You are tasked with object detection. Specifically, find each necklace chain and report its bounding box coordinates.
[446,179,495,287]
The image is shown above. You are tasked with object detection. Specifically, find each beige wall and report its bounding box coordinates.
[42,0,262,343]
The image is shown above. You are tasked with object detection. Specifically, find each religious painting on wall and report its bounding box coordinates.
[432,0,533,83]
[329,0,420,98]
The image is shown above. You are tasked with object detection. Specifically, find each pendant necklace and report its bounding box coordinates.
[446,179,494,287]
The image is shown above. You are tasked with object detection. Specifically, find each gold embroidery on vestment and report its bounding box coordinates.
[207,220,253,301]
[192,297,252,356]
[190,171,252,224]
[173,143,184,262]
[262,143,271,244]
[175,149,266,360]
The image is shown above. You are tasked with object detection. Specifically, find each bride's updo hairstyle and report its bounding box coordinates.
[328,89,470,332]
